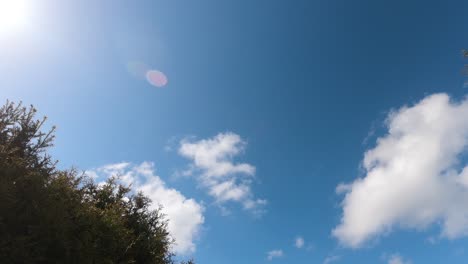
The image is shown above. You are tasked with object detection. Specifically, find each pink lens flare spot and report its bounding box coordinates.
[146,70,168,87]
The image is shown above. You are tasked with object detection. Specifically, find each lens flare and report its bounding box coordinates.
[126,61,149,80]
[146,70,168,87]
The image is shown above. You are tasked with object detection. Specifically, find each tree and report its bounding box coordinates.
[0,102,190,264]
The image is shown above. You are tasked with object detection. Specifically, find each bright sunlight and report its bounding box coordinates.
[0,0,29,34]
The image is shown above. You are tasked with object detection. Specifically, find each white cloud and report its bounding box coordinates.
[178,132,266,214]
[333,93,468,248]
[387,254,411,264]
[267,249,284,261]
[86,162,204,255]
[323,255,340,264]
[295,236,305,248]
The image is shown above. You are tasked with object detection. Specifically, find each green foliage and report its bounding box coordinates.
[0,102,192,264]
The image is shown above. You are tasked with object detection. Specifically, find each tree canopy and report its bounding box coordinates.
[0,102,193,264]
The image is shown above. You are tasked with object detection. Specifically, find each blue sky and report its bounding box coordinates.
[2,0,468,263]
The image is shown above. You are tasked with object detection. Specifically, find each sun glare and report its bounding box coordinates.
[0,0,29,34]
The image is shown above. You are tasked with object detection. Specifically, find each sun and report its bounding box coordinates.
[0,0,29,34]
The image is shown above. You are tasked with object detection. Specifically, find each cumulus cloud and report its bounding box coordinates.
[387,254,411,264]
[178,132,266,214]
[86,162,204,255]
[295,236,305,248]
[266,249,284,260]
[333,93,468,248]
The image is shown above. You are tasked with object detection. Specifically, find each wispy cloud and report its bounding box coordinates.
[267,249,284,261]
[295,236,305,249]
[178,132,266,215]
[334,93,468,248]
[323,255,340,264]
[86,162,204,255]
[386,253,411,264]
